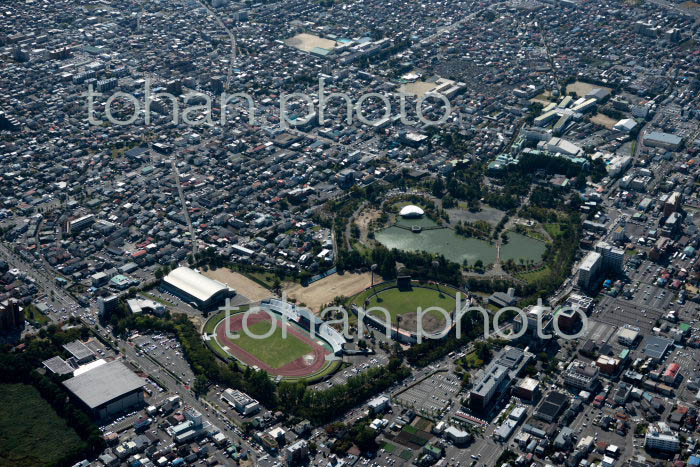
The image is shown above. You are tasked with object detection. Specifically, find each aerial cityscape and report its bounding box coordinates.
[0,0,699,465]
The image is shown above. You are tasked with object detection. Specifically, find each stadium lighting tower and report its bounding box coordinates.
[432,260,441,295]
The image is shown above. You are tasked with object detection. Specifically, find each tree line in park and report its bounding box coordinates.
[337,244,462,285]
[0,325,106,464]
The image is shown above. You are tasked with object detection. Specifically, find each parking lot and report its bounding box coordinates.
[394,371,461,417]
[323,353,391,389]
[130,333,195,387]
[595,295,664,335]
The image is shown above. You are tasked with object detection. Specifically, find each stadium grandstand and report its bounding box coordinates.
[261,298,346,354]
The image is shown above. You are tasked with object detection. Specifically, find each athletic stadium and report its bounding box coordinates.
[203,299,345,381]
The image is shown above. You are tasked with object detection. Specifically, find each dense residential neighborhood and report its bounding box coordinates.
[0,0,700,465]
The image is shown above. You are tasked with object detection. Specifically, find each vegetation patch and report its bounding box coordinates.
[382,442,398,453]
[0,384,86,466]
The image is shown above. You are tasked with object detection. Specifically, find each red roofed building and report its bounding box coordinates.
[664,363,681,385]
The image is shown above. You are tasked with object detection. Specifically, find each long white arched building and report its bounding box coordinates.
[161,267,235,310]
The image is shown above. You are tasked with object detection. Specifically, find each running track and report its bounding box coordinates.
[215,311,330,377]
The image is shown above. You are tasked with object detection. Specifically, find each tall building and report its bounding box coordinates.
[577,252,602,289]
[0,299,23,331]
[595,241,625,274]
[664,192,681,217]
[98,295,119,318]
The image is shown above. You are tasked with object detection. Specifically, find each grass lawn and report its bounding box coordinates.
[365,286,456,325]
[382,442,398,453]
[516,265,552,285]
[242,271,279,289]
[350,280,397,307]
[24,304,50,327]
[231,320,313,369]
[0,384,85,466]
[543,223,563,238]
[400,449,414,460]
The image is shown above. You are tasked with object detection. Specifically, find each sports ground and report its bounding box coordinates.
[352,281,463,333]
[208,309,335,379]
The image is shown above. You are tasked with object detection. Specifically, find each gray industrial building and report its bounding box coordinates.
[63,361,146,419]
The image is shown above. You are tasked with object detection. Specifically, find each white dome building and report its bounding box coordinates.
[399,205,425,218]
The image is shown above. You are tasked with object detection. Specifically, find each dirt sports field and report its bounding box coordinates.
[203,268,272,302]
[215,311,329,377]
[284,272,373,311]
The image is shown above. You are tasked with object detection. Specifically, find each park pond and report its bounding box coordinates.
[374,221,546,266]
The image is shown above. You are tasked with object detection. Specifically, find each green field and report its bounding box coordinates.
[0,384,85,466]
[382,442,398,453]
[516,265,552,285]
[228,320,313,369]
[365,286,457,325]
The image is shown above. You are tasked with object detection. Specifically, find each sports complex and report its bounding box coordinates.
[350,278,466,343]
[203,299,345,381]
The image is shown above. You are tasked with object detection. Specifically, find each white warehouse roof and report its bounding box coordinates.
[399,205,424,217]
[163,267,231,303]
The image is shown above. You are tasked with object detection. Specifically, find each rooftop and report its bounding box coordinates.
[162,267,231,303]
[63,361,145,409]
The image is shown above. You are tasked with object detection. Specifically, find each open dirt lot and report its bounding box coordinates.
[285,33,338,52]
[591,113,617,129]
[403,81,438,97]
[566,80,612,98]
[203,268,272,302]
[284,272,373,311]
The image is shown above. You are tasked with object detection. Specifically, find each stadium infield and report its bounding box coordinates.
[213,310,332,378]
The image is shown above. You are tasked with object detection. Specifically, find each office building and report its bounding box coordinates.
[664,192,681,217]
[470,346,530,411]
[368,395,390,413]
[617,326,639,346]
[285,440,309,466]
[98,295,120,318]
[513,377,540,402]
[222,389,260,415]
[68,214,95,233]
[564,360,599,391]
